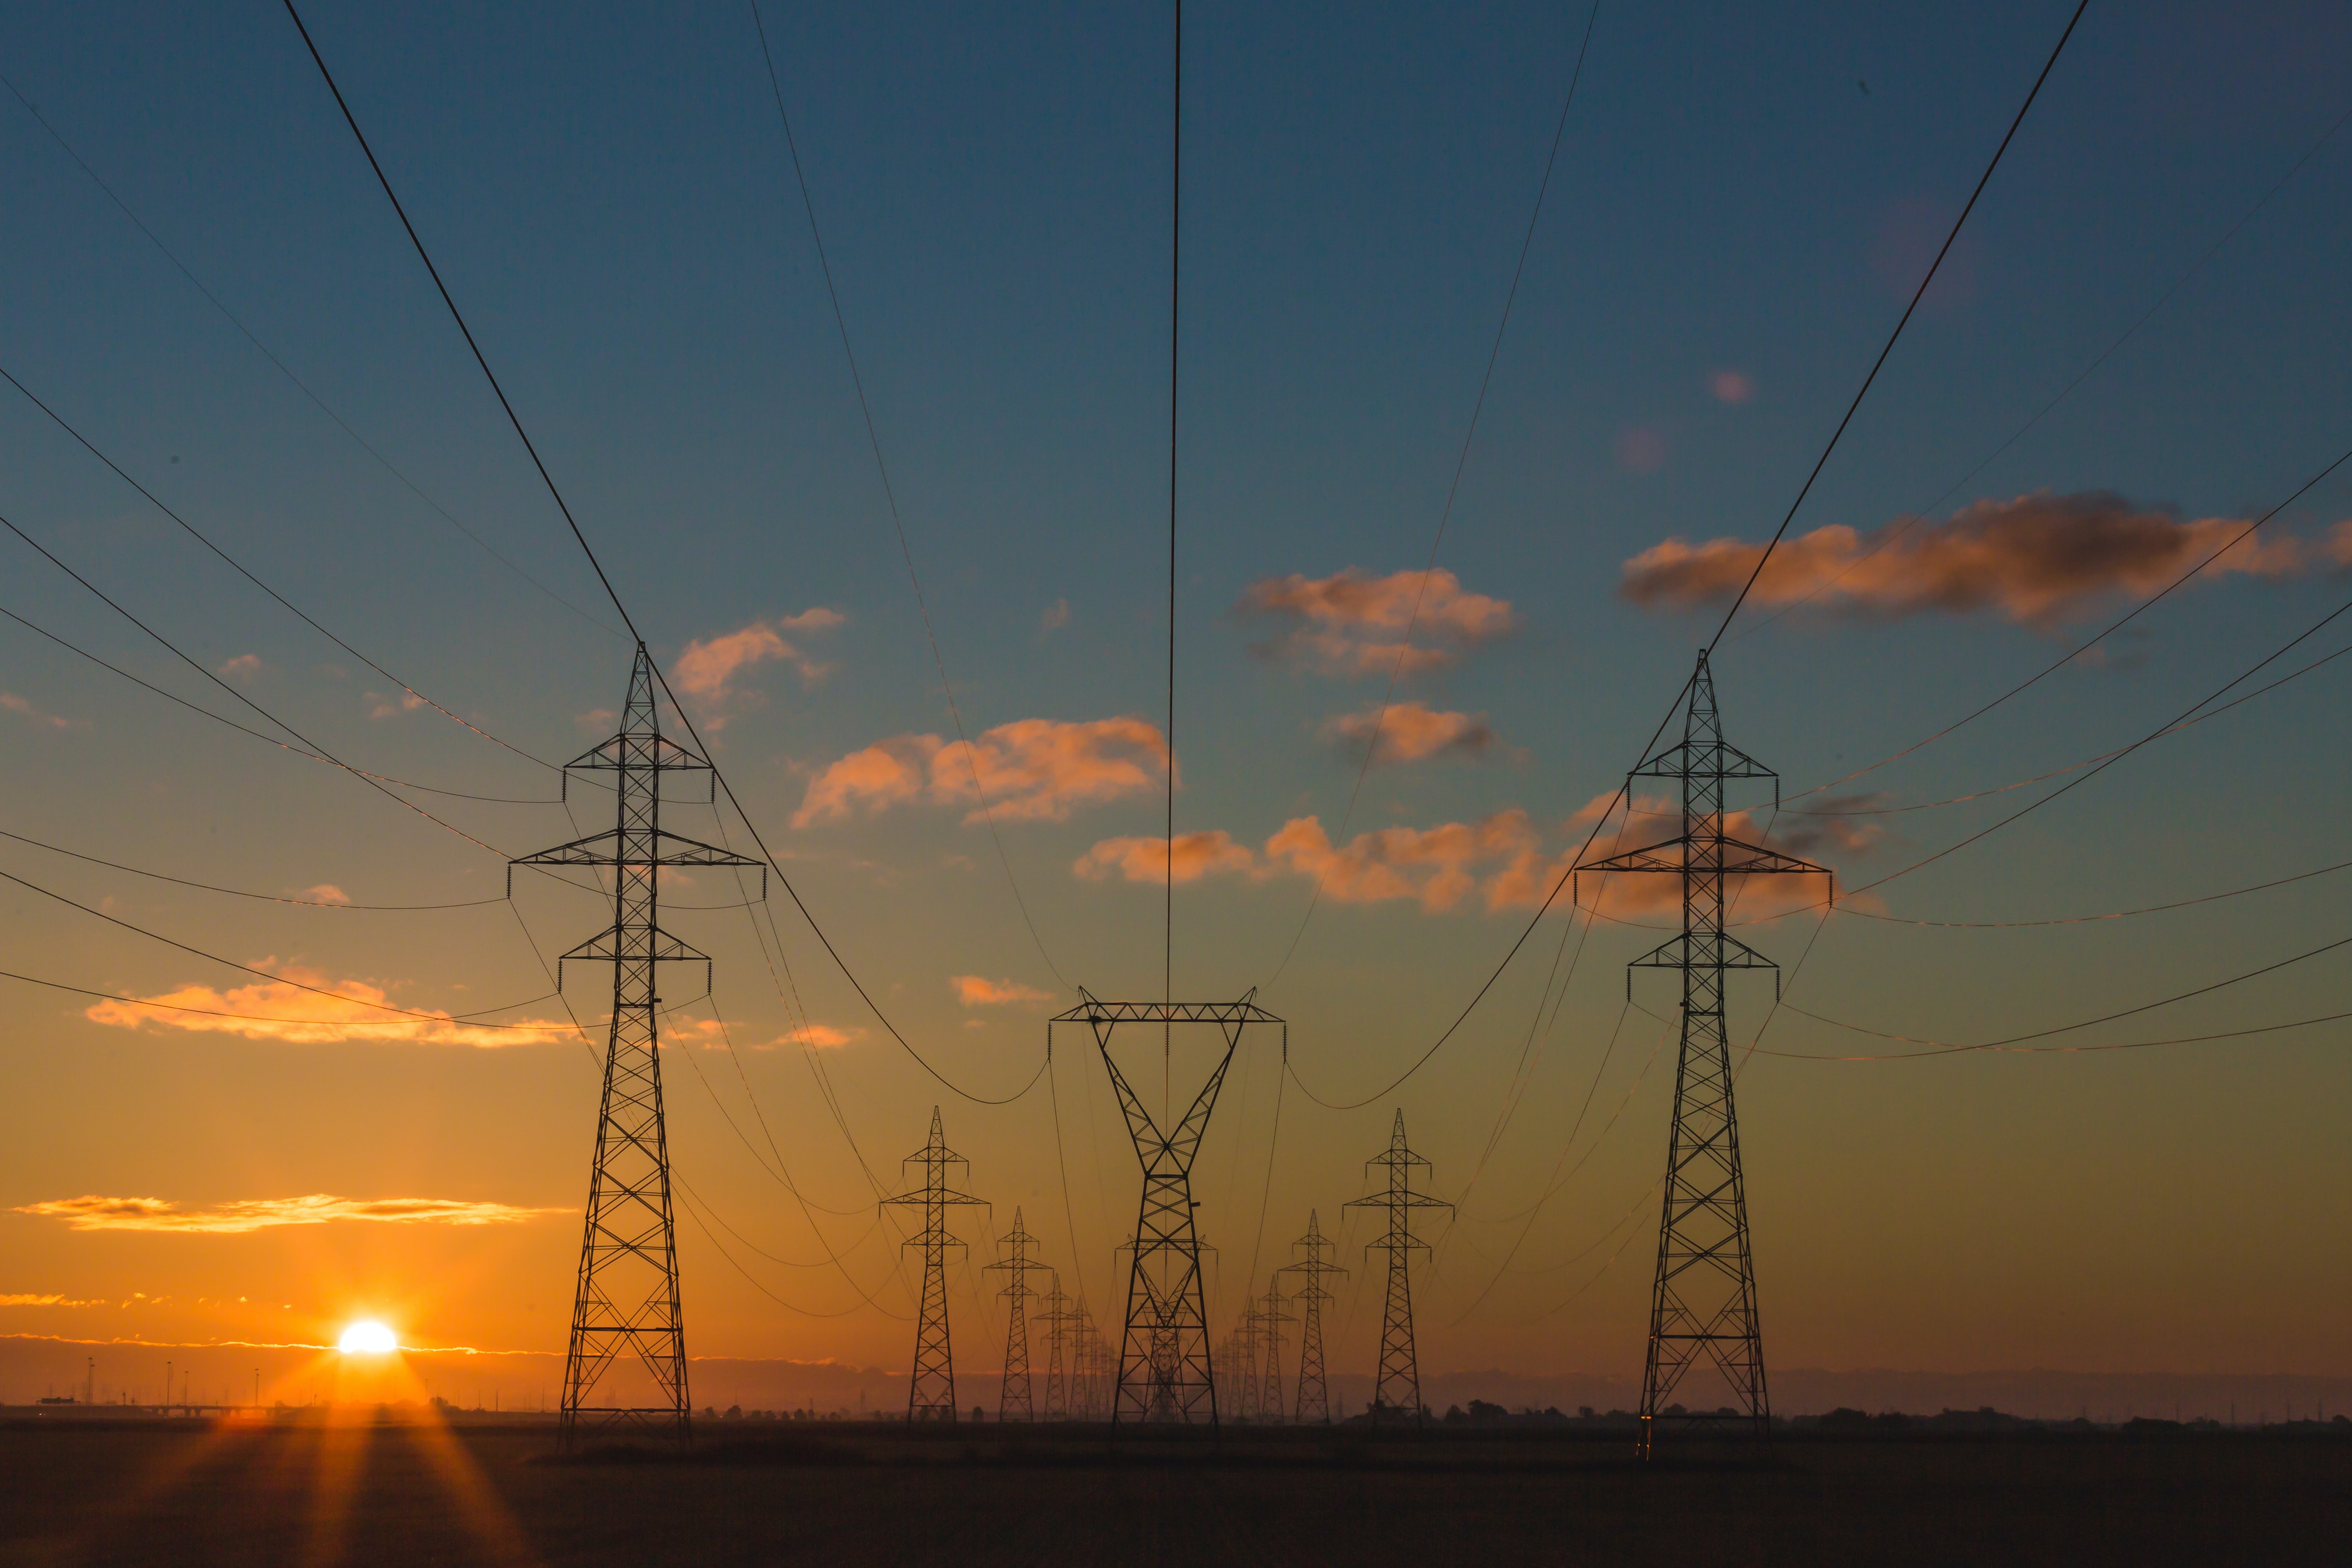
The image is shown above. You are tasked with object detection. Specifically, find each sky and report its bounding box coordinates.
[3,0,2351,1415]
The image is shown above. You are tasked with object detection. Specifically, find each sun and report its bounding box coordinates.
[338,1320,398,1354]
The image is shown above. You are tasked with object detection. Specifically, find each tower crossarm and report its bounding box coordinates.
[1576,832,1828,882]
[1631,735,1776,783]
[511,827,767,877]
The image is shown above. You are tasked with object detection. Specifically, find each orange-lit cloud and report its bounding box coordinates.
[1620,491,2316,628]
[216,654,264,682]
[1262,811,1538,911]
[14,1194,563,1234]
[1322,701,1496,764]
[950,976,1055,1006]
[365,691,426,719]
[0,1292,100,1306]
[299,884,351,905]
[1235,567,1516,677]
[1,691,80,730]
[794,716,1170,827]
[1073,830,1255,886]
[1709,369,1755,404]
[674,610,845,700]
[82,964,575,1049]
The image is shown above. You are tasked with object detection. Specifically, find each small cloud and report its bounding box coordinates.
[962,1018,988,1029]
[298,885,351,906]
[1708,370,1755,405]
[1233,568,1516,678]
[1038,598,1071,635]
[779,607,848,633]
[1073,830,1254,886]
[216,654,265,682]
[0,1292,100,1307]
[794,717,1169,827]
[366,691,427,720]
[674,612,843,704]
[1322,702,1495,765]
[0,692,80,730]
[14,1194,565,1234]
[81,961,576,1048]
[1615,425,1669,474]
[575,707,617,734]
[950,976,1055,1007]
[786,1023,860,1050]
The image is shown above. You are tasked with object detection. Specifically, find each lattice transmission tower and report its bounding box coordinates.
[1344,1111,1452,1426]
[986,1209,1044,1422]
[1281,1211,1345,1424]
[880,1107,989,1422]
[1230,1296,1262,1420]
[513,644,766,1447]
[1037,1277,1075,1420]
[1256,1282,1294,1424]
[1574,648,1829,1457]
[1050,989,1283,1425]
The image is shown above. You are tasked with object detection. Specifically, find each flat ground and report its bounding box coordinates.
[2,1419,2347,1566]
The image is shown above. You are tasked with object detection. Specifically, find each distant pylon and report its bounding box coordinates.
[1051,989,1283,1424]
[1574,648,1830,1458]
[880,1107,989,1422]
[1257,1282,1294,1424]
[513,643,766,1447]
[1281,1210,1346,1424]
[986,1210,1044,1422]
[1344,1111,1452,1426]
[1038,1277,1076,1420]
[1232,1296,1262,1420]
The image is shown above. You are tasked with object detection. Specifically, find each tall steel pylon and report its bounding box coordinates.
[1576,648,1829,1457]
[513,643,765,1447]
[880,1107,989,1422]
[986,1209,1044,1422]
[1037,1277,1075,1420]
[1282,1211,1345,1424]
[1231,1297,1263,1421]
[1344,1111,1452,1426]
[1050,989,1283,1425]
[1257,1282,1294,1424]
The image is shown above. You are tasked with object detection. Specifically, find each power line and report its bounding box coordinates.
[1761,1005,2352,1062]
[0,825,504,910]
[741,0,1069,992]
[1265,0,1603,990]
[1707,0,2090,647]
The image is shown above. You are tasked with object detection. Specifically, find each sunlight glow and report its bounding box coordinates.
[337,1320,398,1354]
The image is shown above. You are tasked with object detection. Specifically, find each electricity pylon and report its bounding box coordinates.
[1575,648,1830,1458]
[1038,1278,1076,1420]
[1344,1111,1452,1426]
[880,1107,989,1422]
[1232,1297,1262,1420]
[513,643,765,1447]
[986,1209,1044,1422]
[1051,989,1283,1425]
[1282,1211,1345,1424]
[1258,1282,1294,1424]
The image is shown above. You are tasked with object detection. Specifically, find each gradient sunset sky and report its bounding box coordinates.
[3,0,2350,1402]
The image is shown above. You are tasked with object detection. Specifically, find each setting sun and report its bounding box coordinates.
[337,1321,398,1355]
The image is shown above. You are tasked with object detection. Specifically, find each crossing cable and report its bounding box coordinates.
[742,0,1069,991]
[1262,0,1603,991]
[1704,0,2090,649]
[0,826,503,910]
[1762,1004,2352,1062]
[1727,94,2352,646]
[0,68,625,644]
[0,358,558,773]
[0,966,552,1031]
[285,0,1041,1107]
[1285,5,2086,1110]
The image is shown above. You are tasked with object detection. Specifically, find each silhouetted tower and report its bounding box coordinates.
[1037,1278,1076,1420]
[1282,1211,1346,1424]
[1575,649,1829,1457]
[880,1107,989,1422]
[1344,1111,1452,1425]
[986,1210,1045,1422]
[1232,1296,1263,1420]
[1257,1282,1295,1423]
[513,643,765,1447]
[1051,989,1283,1424]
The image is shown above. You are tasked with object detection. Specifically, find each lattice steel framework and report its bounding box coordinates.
[1344,1111,1451,1425]
[881,1107,989,1422]
[986,1209,1044,1422]
[513,644,765,1448]
[1037,1277,1075,1421]
[1281,1210,1345,1424]
[1575,649,1829,1457]
[1050,989,1283,1425]
[1256,1283,1294,1424]
[1231,1297,1263,1421]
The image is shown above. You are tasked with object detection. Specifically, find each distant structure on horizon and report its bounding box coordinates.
[882,1107,989,1422]
[1345,1111,1452,1427]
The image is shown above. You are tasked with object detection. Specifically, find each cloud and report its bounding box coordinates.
[1235,567,1515,678]
[794,716,1169,827]
[81,963,576,1048]
[365,691,426,720]
[790,1023,860,1049]
[1039,599,1071,635]
[575,706,617,734]
[0,1293,100,1307]
[1620,491,2314,629]
[298,885,350,906]
[14,1194,563,1235]
[950,976,1055,1007]
[675,612,843,701]
[1709,370,1755,405]
[1262,811,1538,912]
[216,654,264,682]
[1073,830,1254,885]
[0,692,79,730]
[1615,425,1669,474]
[1322,702,1495,764]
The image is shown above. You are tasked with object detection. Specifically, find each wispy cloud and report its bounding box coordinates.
[674,610,845,706]
[0,692,81,730]
[1321,702,1496,764]
[1234,567,1515,678]
[794,716,1169,827]
[1621,491,2331,628]
[14,1194,565,1235]
[0,1293,101,1307]
[365,691,426,720]
[297,884,350,906]
[1072,831,1254,886]
[216,654,264,682]
[950,976,1055,1006]
[1038,598,1071,635]
[81,963,575,1049]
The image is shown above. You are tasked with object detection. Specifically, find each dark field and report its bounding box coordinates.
[4,1418,2349,1566]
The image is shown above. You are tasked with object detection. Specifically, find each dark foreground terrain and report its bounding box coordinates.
[3,1417,2347,1566]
